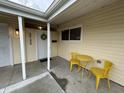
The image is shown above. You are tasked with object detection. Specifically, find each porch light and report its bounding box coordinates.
[15,29,19,38]
[38,26,42,30]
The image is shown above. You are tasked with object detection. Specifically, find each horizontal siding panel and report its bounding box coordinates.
[58,0,124,86]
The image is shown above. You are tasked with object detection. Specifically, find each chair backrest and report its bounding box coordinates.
[71,52,79,59]
[103,60,113,76]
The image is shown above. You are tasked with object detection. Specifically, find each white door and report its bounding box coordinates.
[0,23,10,67]
[37,31,47,59]
[26,28,37,62]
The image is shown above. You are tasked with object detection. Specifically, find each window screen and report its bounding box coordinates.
[70,27,81,40]
[61,29,69,40]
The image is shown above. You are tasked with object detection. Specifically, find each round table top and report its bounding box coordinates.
[77,55,93,62]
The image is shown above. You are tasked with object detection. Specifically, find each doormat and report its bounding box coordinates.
[39,58,52,63]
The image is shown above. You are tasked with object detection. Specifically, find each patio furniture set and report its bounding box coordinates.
[70,52,113,90]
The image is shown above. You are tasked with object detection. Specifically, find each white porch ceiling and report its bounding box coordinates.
[51,0,118,24]
[0,0,119,24]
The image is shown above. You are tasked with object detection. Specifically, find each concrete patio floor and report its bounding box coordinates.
[0,60,47,89]
[0,57,124,93]
[4,72,64,93]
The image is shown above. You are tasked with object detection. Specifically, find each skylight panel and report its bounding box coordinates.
[8,0,54,12]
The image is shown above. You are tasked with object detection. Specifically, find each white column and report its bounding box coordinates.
[18,16,26,80]
[47,23,51,70]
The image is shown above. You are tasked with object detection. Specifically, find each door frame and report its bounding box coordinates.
[35,30,38,60]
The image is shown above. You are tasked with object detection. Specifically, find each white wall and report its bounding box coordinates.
[0,23,11,67]
[58,0,124,86]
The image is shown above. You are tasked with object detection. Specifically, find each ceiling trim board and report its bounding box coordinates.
[0,6,47,22]
[48,0,77,22]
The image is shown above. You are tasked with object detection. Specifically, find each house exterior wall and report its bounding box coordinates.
[10,26,58,64]
[51,31,59,57]
[58,0,124,86]
[9,25,21,65]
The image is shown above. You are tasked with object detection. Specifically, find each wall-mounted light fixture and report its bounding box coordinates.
[15,29,19,38]
[38,26,42,30]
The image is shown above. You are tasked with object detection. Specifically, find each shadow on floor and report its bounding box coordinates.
[50,71,68,93]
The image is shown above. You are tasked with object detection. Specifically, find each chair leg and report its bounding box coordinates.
[88,71,91,78]
[96,77,100,90]
[78,65,81,72]
[85,69,89,77]
[107,78,110,89]
[80,68,85,78]
[70,63,73,72]
[80,68,82,78]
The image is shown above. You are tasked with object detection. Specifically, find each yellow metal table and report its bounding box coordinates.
[77,55,93,77]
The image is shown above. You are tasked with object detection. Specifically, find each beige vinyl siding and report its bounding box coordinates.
[11,27,58,64]
[51,31,59,57]
[11,28,37,64]
[58,0,124,86]
[9,25,21,64]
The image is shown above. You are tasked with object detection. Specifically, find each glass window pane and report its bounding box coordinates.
[61,29,69,40]
[8,0,54,12]
[70,27,81,40]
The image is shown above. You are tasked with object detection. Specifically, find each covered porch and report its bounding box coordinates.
[0,0,124,93]
[0,11,57,88]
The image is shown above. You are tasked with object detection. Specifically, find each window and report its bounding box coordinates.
[70,27,81,40]
[61,27,81,41]
[61,29,69,40]
[8,0,54,12]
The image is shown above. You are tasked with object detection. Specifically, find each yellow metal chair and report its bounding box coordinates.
[70,52,80,71]
[90,60,113,90]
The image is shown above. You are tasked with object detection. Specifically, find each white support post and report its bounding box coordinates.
[47,23,51,70]
[18,16,26,80]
